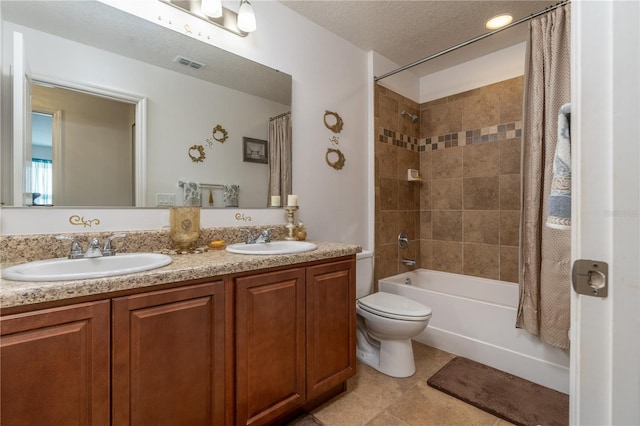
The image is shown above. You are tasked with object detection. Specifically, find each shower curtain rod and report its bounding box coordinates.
[269,111,291,121]
[374,0,570,82]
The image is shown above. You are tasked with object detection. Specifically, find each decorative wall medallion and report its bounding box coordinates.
[69,214,101,227]
[329,136,340,145]
[212,124,229,143]
[323,110,344,133]
[235,213,252,222]
[325,148,346,170]
[188,144,206,162]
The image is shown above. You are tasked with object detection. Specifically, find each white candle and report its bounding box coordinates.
[271,195,281,207]
[287,194,298,206]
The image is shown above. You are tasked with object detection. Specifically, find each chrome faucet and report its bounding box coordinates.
[255,228,274,244]
[240,228,274,244]
[56,233,127,259]
[401,258,416,267]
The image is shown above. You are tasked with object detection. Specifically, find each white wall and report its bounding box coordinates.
[1,0,371,247]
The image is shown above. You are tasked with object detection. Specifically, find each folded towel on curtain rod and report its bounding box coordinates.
[546,103,571,230]
[223,184,239,207]
[181,181,202,207]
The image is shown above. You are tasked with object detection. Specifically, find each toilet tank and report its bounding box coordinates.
[356,250,374,299]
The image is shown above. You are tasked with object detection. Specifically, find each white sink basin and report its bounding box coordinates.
[2,253,173,282]
[226,241,318,255]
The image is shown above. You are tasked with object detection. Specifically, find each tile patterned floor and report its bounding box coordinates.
[311,341,516,426]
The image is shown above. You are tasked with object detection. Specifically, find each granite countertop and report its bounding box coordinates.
[0,241,361,310]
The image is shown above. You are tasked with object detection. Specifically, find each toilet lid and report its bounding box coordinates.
[357,292,431,321]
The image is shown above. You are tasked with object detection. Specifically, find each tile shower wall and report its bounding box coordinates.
[375,77,523,284]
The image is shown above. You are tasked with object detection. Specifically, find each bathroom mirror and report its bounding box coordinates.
[0,0,292,209]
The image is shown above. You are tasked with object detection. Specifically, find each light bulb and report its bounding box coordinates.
[237,0,256,32]
[201,0,222,18]
[485,14,513,30]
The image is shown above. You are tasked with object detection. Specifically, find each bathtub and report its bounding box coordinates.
[378,269,570,393]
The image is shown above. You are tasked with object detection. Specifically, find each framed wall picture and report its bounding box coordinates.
[242,137,268,164]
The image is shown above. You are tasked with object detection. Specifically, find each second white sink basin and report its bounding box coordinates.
[226,241,318,255]
[2,253,173,282]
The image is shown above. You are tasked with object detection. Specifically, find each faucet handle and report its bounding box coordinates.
[240,228,256,244]
[103,233,127,256]
[258,228,275,243]
[56,235,84,259]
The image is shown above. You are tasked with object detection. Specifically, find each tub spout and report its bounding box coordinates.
[401,258,416,267]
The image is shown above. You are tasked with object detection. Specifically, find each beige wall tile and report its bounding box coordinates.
[500,210,520,246]
[419,239,432,269]
[377,142,398,179]
[376,243,399,282]
[499,138,521,175]
[419,180,432,211]
[499,174,521,210]
[424,99,463,136]
[379,178,399,210]
[398,147,419,178]
[431,241,463,274]
[463,243,500,279]
[463,142,500,177]
[399,180,420,211]
[432,146,463,179]
[377,210,399,245]
[432,210,463,242]
[432,179,463,210]
[463,176,500,210]
[420,150,432,181]
[463,211,500,244]
[378,91,399,132]
[463,90,499,130]
[500,246,519,283]
[420,211,432,239]
[499,76,525,123]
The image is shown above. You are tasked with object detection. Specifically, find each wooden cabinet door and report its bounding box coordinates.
[306,259,356,400]
[112,281,226,426]
[235,268,306,426]
[0,300,111,426]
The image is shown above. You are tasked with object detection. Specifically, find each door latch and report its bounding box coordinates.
[572,260,608,297]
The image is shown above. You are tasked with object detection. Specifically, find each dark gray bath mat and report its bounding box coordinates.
[427,357,569,426]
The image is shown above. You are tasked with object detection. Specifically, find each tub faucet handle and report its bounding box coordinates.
[398,232,410,249]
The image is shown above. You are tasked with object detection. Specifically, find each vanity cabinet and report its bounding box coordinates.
[235,258,356,426]
[0,253,356,426]
[0,300,111,426]
[111,281,227,426]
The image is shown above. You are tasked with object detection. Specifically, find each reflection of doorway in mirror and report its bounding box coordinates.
[32,83,137,206]
[31,112,54,205]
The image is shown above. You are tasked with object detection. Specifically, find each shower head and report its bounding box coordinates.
[401,111,419,123]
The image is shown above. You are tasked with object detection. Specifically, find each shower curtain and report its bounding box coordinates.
[516,4,571,349]
[267,113,292,205]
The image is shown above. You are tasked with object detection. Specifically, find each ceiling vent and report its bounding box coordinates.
[173,55,206,70]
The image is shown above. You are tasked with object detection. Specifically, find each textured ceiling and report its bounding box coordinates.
[279,0,559,78]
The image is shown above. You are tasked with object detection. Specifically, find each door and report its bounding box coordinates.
[0,301,110,426]
[11,31,32,206]
[112,281,226,425]
[571,1,640,425]
[235,267,306,426]
[306,259,356,400]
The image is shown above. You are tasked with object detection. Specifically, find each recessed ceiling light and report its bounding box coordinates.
[485,14,513,30]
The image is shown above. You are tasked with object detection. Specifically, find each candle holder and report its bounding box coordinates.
[284,206,299,241]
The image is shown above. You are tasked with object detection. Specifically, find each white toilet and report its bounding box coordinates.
[355,250,431,378]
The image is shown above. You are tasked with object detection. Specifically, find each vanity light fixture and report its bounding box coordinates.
[201,0,222,18]
[237,0,257,33]
[160,0,256,36]
[485,14,513,30]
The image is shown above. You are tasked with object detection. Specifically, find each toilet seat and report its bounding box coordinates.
[357,292,431,321]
